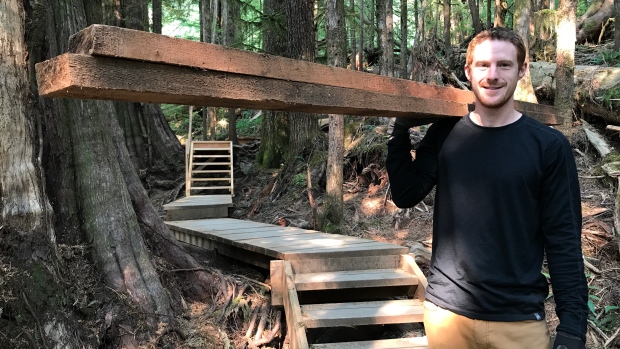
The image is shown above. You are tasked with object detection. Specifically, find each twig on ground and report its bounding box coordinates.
[604,326,620,347]
[22,293,47,349]
[588,319,609,342]
[583,257,602,274]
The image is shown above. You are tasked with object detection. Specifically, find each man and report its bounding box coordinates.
[387,27,588,349]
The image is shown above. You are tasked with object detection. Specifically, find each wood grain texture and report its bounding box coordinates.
[300,299,424,328]
[283,262,310,349]
[310,337,429,349]
[165,218,407,260]
[66,25,558,124]
[36,54,467,119]
[289,255,401,274]
[294,268,418,291]
[270,260,284,306]
[400,254,428,300]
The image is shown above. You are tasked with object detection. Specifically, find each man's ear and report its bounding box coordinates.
[464,66,471,81]
[518,61,528,79]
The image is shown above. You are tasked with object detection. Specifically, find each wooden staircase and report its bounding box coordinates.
[271,254,429,349]
[186,140,233,196]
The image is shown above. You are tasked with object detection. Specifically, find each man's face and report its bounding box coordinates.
[465,39,526,110]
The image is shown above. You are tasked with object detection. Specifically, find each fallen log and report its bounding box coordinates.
[529,62,620,123]
[582,120,613,157]
[576,0,616,44]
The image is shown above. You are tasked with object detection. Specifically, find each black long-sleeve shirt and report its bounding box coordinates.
[387,114,588,340]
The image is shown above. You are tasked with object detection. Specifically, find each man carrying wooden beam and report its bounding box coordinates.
[387,27,588,349]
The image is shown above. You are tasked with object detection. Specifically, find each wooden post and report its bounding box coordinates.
[186,106,193,197]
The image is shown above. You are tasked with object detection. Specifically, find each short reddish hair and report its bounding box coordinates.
[466,27,527,69]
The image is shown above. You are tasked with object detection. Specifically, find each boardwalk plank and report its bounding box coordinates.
[295,269,418,291]
[301,299,424,328]
[310,337,429,349]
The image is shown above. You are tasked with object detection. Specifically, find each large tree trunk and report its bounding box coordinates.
[576,0,615,44]
[555,0,577,124]
[286,0,318,153]
[256,0,288,168]
[513,0,539,103]
[108,0,184,178]
[35,0,217,335]
[269,0,321,201]
[325,0,347,229]
[0,2,78,347]
[530,62,620,122]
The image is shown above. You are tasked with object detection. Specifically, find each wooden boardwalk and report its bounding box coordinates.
[165,217,429,349]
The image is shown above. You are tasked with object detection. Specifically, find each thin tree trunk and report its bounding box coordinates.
[555,0,577,124]
[371,0,376,47]
[615,0,620,50]
[468,0,484,33]
[432,0,440,40]
[401,0,408,78]
[416,0,427,46]
[377,0,394,76]
[350,0,357,69]
[487,0,492,28]
[209,107,217,140]
[443,0,451,66]
[152,0,162,33]
[359,0,364,70]
[494,0,507,27]
[211,0,220,44]
[513,0,539,103]
[200,0,212,43]
[325,0,347,229]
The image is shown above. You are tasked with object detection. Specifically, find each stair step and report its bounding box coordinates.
[295,269,417,291]
[191,170,232,174]
[301,299,423,328]
[190,178,232,182]
[189,186,233,190]
[310,337,429,349]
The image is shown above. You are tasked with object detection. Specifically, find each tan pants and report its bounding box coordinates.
[423,301,551,349]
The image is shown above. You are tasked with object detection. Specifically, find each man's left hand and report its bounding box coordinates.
[552,332,585,349]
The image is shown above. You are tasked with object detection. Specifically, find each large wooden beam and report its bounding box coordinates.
[36,25,558,123]
[65,24,559,124]
[35,54,469,119]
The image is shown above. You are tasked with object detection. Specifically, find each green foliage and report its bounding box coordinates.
[602,86,620,109]
[592,49,620,67]
[236,113,261,137]
[293,173,307,187]
[162,0,200,40]
[586,275,619,332]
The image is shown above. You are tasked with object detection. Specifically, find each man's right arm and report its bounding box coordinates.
[386,117,441,208]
